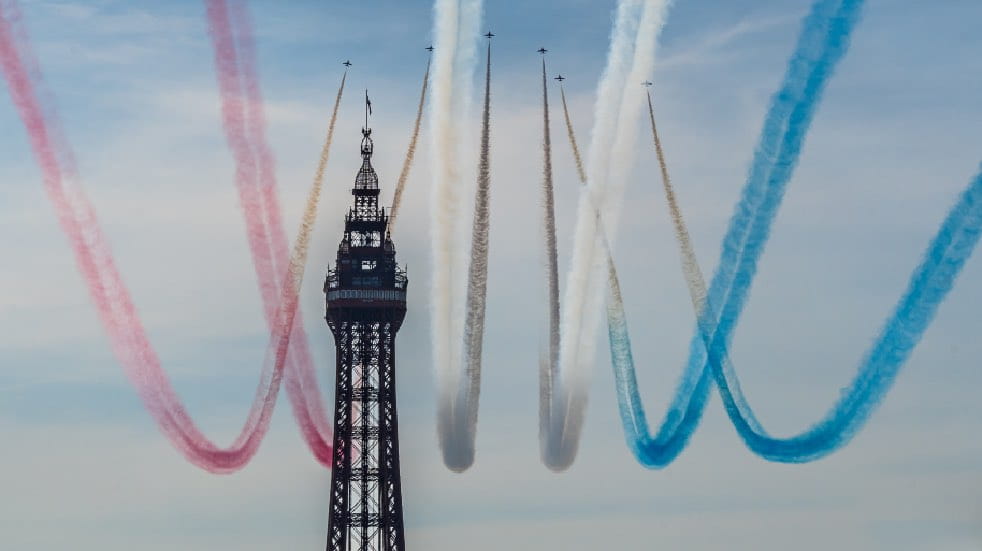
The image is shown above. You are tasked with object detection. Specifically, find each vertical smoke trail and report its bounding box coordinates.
[559,86,587,184]
[204,0,276,317]
[598,84,718,465]
[546,0,672,471]
[226,0,282,286]
[604,0,673,230]
[430,0,484,470]
[388,57,431,233]
[538,56,561,456]
[444,39,493,472]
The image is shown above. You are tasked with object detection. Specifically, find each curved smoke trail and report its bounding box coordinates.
[608,0,982,467]
[1,0,270,472]
[388,57,431,233]
[549,76,637,469]
[0,0,341,472]
[544,0,672,471]
[430,0,485,470]
[207,0,340,467]
[599,82,716,463]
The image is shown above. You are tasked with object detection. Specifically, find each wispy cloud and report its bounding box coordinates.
[658,12,800,70]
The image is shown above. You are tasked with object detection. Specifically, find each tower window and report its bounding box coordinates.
[350,231,381,247]
[361,260,377,271]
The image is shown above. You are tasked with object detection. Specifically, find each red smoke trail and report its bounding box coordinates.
[205,0,333,465]
[233,1,334,464]
[0,0,322,472]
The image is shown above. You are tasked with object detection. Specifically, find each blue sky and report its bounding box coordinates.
[1,0,981,549]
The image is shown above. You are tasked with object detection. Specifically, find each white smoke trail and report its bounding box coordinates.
[546,0,673,470]
[430,0,484,470]
[549,79,627,468]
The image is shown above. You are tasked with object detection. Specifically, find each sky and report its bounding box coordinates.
[1,0,981,549]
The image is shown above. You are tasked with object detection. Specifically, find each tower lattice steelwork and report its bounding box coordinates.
[324,116,408,551]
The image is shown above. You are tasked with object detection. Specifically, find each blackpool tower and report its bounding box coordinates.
[324,110,408,551]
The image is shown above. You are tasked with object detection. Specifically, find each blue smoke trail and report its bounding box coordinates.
[609,0,982,466]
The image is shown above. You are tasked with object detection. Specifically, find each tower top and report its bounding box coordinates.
[355,91,378,195]
[325,104,407,309]
[355,127,378,194]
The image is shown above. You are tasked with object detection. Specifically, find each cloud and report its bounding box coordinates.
[657,11,801,70]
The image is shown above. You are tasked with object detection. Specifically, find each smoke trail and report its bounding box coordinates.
[205,0,331,465]
[608,0,982,466]
[608,0,865,466]
[0,3,263,472]
[644,89,707,316]
[277,69,346,464]
[205,0,276,315]
[538,57,561,457]
[0,0,340,472]
[545,0,672,471]
[202,0,304,455]
[559,86,587,185]
[549,77,633,470]
[430,0,484,470]
[442,39,493,472]
[388,56,431,233]
[207,0,337,466]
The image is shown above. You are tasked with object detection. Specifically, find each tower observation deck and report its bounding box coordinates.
[324,116,408,551]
